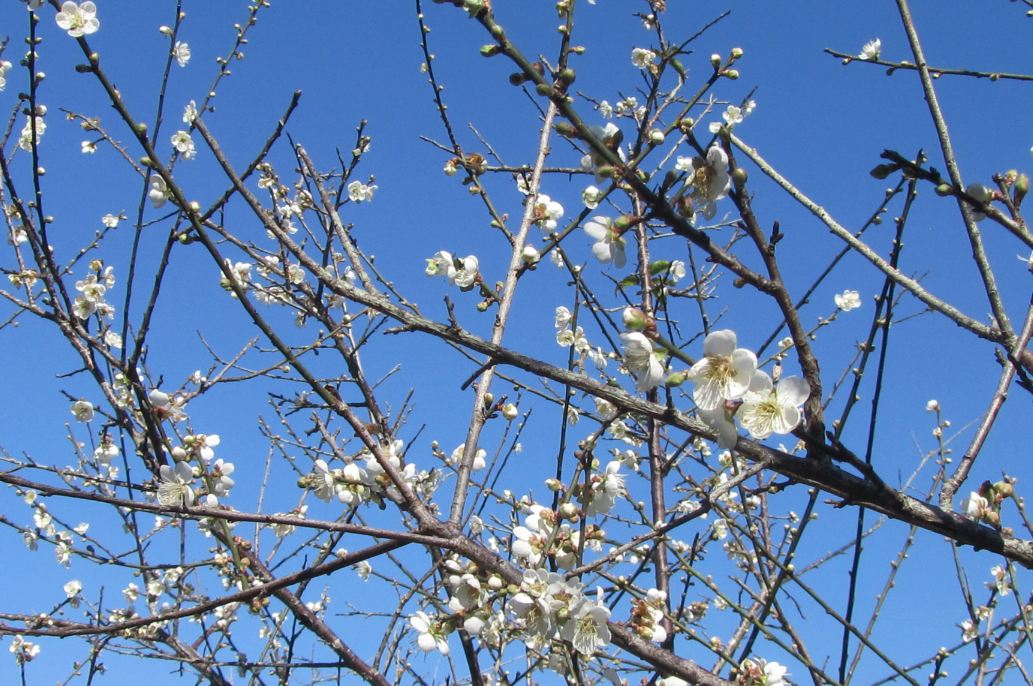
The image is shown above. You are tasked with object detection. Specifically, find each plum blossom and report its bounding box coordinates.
[859,38,882,61]
[560,589,612,656]
[962,490,990,520]
[532,194,564,231]
[148,174,172,208]
[71,399,95,422]
[582,185,603,209]
[687,145,731,220]
[425,251,479,288]
[631,47,657,70]
[0,60,12,92]
[55,2,99,38]
[699,402,740,449]
[173,41,191,67]
[171,130,196,160]
[584,216,626,268]
[410,611,449,655]
[621,332,664,392]
[687,330,757,410]
[157,461,195,508]
[737,371,810,439]
[834,289,861,311]
[9,635,40,664]
[17,115,46,151]
[347,180,376,203]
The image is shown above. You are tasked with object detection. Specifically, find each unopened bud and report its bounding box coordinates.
[1014,174,1029,207]
[623,306,647,331]
[665,371,689,387]
[479,44,501,57]
[730,47,744,59]
[935,183,953,196]
[501,403,519,420]
[545,478,562,491]
[648,128,665,145]
[710,53,721,69]
[723,69,739,79]
[559,502,579,520]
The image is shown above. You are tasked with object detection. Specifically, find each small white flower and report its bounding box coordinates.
[410,612,449,655]
[555,305,572,328]
[81,140,97,154]
[55,1,99,38]
[962,491,990,520]
[9,635,40,664]
[687,330,757,411]
[631,47,657,70]
[926,399,940,412]
[620,332,664,392]
[597,100,612,118]
[990,564,1010,596]
[94,441,119,465]
[687,145,731,220]
[582,185,603,209]
[173,41,191,67]
[157,461,195,508]
[71,399,95,422]
[171,130,196,160]
[64,579,83,604]
[859,38,882,61]
[584,216,626,268]
[183,100,198,124]
[347,180,377,203]
[532,194,564,231]
[148,174,171,208]
[0,60,12,92]
[738,371,810,439]
[965,183,992,222]
[834,289,861,311]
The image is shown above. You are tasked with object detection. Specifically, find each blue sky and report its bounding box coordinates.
[1,1,1031,683]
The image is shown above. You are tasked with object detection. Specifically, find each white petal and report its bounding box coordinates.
[703,330,736,357]
[777,376,810,406]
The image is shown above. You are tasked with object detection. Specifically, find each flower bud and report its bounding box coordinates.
[159,25,174,36]
[501,403,519,420]
[730,47,744,59]
[545,478,562,491]
[732,167,747,186]
[994,481,1014,498]
[665,370,689,387]
[479,44,501,57]
[710,53,721,69]
[1014,173,1028,207]
[559,502,579,520]
[623,307,647,331]
[723,69,739,79]
[935,183,953,196]
[648,128,665,145]
[554,121,578,138]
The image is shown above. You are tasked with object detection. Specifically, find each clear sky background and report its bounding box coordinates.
[0,1,1030,683]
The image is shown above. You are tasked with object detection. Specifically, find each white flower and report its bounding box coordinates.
[410,612,449,655]
[687,145,731,220]
[425,250,453,277]
[148,174,172,208]
[55,2,99,38]
[620,332,664,392]
[101,213,120,228]
[171,130,196,160]
[723,105,744,126]
[183,100,198,124]
[990,564,1010,596]
[582,185,603,209]
[834,289,861,311]
[64,579,83,603]
[631,47,657,70]
[597,100,612,118]
[81,140,97,154]
[738,371,810,439]
[94,441,119,465]
[347,180,377,203]
[521,245,540,264]
[157,461,195,508]
[584,216,626,268]
[763,660,789,686]
[0,60,11,92]
[71,399,95,422]
[962,491,990,520]
[17,116,46,151]
[9,635,40,664]
[560,594,611,656]
[173,41,191,67]
[555,305,572,328]
[960,618,977,642]
[859,38,882,61]
[687,330,757,411]
[532,194,564,231]
[926,399,940,412]
[210,459,235,497]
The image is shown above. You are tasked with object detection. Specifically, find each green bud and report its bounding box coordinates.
[535,83,551,97]
[710,54,721,69]
[623,306,647,331]
[723,69,740,80]
[614,215,634,232]
[1014,174,1028,207]
[678,117,694,134]
[479,44,501,57]
[554,121,577,138]
[935,183,953,196]
[665,371,689,387]
[730,47,744,59]
[508,72,526,86]
[869,163,896,180]
[557,68,575,85]
[732,167,747,186]
[134,122,148,134]
[490,23,504,38]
